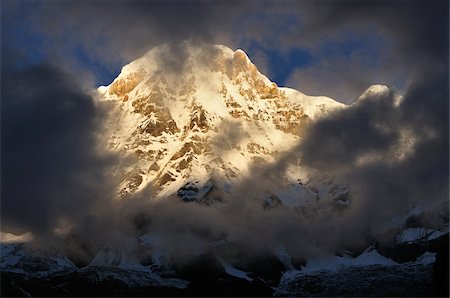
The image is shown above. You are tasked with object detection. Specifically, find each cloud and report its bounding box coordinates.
[283,0,449,102]
[296,63,449,239]
[0,47,118,244]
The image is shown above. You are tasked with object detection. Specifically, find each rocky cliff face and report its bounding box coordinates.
[97,42,345,203]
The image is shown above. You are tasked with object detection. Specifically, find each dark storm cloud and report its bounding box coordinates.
[296,64,449,239]
[0,48,117,241]
[285,0,449,102]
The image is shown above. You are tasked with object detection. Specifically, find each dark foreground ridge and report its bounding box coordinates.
[1,235,448,297]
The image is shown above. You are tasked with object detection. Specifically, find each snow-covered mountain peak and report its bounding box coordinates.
[97,43,346,201]
[355,84,390,103]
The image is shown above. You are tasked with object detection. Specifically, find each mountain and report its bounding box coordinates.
[2,235,447,296]
[96,42,345,204]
